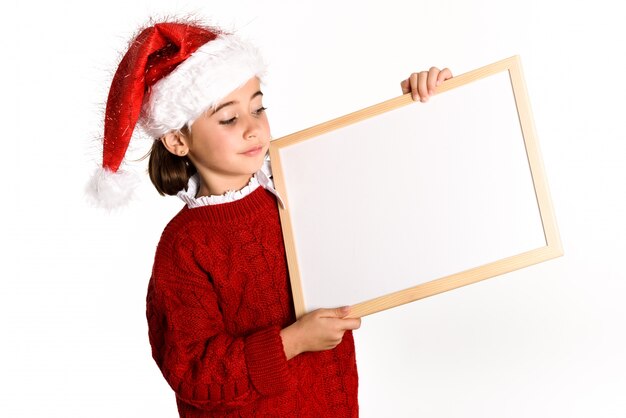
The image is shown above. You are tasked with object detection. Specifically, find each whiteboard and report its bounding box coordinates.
[269,56,562,318]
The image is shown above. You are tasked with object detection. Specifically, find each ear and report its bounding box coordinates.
[160,131,190,157]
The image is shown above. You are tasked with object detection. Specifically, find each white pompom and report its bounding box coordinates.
[86,166,140,210]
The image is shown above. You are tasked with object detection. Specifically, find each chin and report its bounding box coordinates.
[240,164,263,177]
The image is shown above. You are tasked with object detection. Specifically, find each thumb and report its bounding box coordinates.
[331,306,351,318]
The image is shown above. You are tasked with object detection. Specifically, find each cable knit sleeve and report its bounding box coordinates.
[146,234,294,412]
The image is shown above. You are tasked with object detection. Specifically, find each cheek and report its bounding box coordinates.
[260,117,271,139]
[189,128,227,163]
[201,129,230,154]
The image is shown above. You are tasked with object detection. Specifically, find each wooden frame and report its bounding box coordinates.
[269,56,562,318]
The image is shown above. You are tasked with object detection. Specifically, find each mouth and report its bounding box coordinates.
[241,145,264,157]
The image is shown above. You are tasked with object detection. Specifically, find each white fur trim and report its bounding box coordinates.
[140,34,266,138]
[86,166,140,210]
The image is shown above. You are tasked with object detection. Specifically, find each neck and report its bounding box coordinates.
[196,173,254,198]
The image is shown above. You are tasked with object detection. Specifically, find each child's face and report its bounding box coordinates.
[187,77,271,194]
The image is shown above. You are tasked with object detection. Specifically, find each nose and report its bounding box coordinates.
[243,115,261,141]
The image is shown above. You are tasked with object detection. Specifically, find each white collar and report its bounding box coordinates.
[177,155,285,208]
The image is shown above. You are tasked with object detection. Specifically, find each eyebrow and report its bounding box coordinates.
[211,91,263,115]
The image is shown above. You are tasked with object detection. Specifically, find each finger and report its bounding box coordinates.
[400,78,410,94]
[410,72,419,101]
[436,67,453,86]
[342,317,361,331]
[418,71,429,102]
[329,317,361,331]
[427,66,439,96]
[320,306,351,318]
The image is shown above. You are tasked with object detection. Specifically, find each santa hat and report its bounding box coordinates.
[88,21,266,209]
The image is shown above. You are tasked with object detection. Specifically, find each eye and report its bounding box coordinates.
[253,106,267,116]
[219,116,237,125]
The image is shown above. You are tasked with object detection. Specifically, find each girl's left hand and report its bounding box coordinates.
[400,67,453,102]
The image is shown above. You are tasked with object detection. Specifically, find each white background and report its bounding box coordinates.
[1,1,625,417]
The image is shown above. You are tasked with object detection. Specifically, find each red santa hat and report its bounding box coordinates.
[88,21,266,209]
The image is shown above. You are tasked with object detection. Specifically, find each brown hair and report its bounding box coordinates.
[148,127,197,196]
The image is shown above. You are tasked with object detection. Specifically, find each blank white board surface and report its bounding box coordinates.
[269,56,562,318]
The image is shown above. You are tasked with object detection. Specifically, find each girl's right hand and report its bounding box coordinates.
[280,307,362,360]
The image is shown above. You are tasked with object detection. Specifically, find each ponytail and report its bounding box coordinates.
[148,130,197,196]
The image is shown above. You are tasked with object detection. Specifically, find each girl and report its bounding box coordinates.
[91,20,451,417]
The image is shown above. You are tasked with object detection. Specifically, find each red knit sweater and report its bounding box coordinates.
[147,187,359,417]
